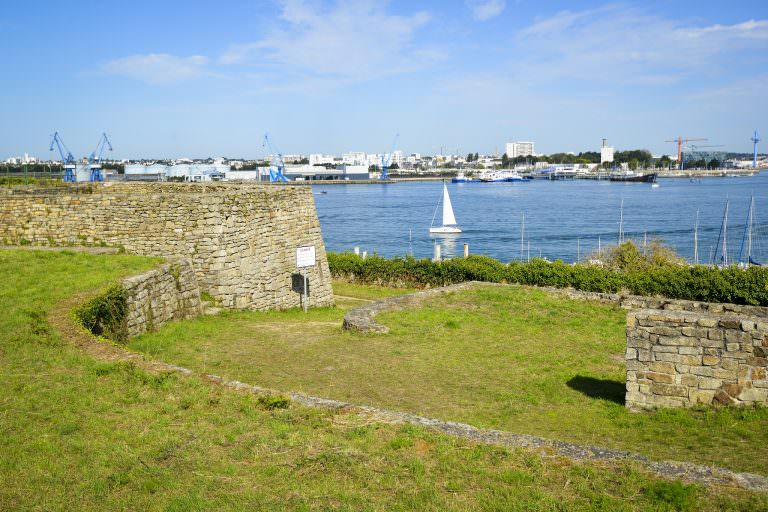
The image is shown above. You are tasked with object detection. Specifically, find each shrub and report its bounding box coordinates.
[75,285,129,342]
[327,252,768,306]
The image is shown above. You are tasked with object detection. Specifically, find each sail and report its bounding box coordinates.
[442,183,457,226]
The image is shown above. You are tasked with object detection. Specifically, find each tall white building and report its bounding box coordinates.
[600,138,615,164]
[505,141,535,158]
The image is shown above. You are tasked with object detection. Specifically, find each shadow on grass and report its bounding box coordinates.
[567,375,625,405]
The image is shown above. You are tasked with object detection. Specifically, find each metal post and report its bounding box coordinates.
[433,244,441,262]
[303,267,308,313]
[463,243,469,258]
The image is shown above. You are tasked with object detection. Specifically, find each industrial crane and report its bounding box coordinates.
[752,130,761,168]
[379,133,400,180]
[262,133,289,182]
[49,131,77,182]
[87,132,113,182]
[664,136,707,168]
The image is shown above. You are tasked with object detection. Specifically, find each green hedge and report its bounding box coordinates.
[328,253,768,306]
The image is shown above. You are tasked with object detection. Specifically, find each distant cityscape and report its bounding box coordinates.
[3,137,764,183]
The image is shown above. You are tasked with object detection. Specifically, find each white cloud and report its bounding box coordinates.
[220,0,440,82]
[466,0,506,21]
[103,54,209,85]
[512,6,768,85]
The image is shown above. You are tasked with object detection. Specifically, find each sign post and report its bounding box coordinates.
[295,245,316,313]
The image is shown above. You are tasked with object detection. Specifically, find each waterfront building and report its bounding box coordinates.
[600,138,615,164]
[505,141,535,158]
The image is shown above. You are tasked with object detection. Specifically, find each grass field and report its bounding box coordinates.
[130,282,768,476]
[2,249,767,510]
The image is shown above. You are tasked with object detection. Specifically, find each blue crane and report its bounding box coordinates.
[49,131,77,182]
[262,133,289,182]
[87,132,113,182]
[379,133,400,180]
[752,130,761,169]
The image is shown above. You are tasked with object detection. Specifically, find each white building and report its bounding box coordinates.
[342,152,367,165]
[600,138,615,164]
[309,154,336,166]
[505,141,535,158]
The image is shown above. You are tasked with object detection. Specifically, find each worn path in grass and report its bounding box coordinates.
[9,250,765,509]
[131,282,768,476]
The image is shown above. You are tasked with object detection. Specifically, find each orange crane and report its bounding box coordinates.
[664,136,707,165]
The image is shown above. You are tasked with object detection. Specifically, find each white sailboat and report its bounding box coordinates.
[429,182,462,234]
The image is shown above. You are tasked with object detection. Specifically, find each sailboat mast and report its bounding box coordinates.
[722,200,729,267]
[619,199,624,244]
[748,195,754,264]
[694,210,699,265]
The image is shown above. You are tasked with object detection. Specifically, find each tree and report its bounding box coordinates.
[473,152,479,162]
[466,153,474,162]
[368,164,379,172]
[629,159,639,170]
[501,153,509,168]
[708,159,720,169]
[389,162,399,170]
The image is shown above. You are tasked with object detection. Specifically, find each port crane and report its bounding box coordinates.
[262,133,289,182]
[752,130,761,168]
[664,136,707,168]
[49,131,77,182]
[87,132,113,182]
[379,133,400,180]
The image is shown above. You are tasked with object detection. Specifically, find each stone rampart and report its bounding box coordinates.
[0,183,333,310]
[626,309,768,410]
[122,259,202,337]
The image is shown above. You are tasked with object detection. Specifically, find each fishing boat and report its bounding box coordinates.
[609,171,658,183]
[429,182,462,234]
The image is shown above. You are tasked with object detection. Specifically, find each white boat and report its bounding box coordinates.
[429,182,462,234]
[478,169,529,182]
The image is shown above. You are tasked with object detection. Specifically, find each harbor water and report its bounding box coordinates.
[313,173,767,264]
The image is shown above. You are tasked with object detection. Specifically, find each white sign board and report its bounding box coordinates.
[296,245,316,268]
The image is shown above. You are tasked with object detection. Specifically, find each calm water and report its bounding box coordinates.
[313,173,767,264]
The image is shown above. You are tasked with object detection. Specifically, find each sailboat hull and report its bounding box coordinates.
[429,226,462,234]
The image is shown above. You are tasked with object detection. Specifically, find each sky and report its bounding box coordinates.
[1,0,767,159]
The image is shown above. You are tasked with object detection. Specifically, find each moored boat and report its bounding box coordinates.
[609,171,657,183]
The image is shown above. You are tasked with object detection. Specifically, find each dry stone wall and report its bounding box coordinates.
[122,259,202,337]
[0,183,333,310]
[626,309,768,410]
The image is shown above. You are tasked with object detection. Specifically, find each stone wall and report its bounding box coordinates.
[626,309,768,410]
[122,259,202,337]
[0,183,333,310]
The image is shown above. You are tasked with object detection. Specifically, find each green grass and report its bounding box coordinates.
[130,283,768,476]
[2,249,767,510]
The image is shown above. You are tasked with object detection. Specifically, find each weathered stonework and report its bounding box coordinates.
[626,309,768,410]
[0,183,333,310]
[122,259,202,337]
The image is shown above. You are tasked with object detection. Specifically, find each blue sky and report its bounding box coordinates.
[1,0,766,159]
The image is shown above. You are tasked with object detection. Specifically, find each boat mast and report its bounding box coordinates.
[748,195,754,265]
[722,200,729,267]
[618,198,625,244]
[694,209,699,265]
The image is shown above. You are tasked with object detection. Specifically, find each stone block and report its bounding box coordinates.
[690,390,715,405]
[651,382,688,397]
[678,346,702,355]
[738,387,768,402]
[647,372,675,384]
[741,320,757,331]
[696,317,717,328]
[680,374,698,387]
[697,377,722,390]
[719,318,742,329]
[702,355,720,366]
[649,361,675,374]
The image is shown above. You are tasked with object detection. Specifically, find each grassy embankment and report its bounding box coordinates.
[6,250,766,509]
[130,281,768,477]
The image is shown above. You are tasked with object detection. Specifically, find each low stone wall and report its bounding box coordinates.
[122,259,202,337]
[553,288,768,318]
[343,282,476,334]
[626,309,768,410]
